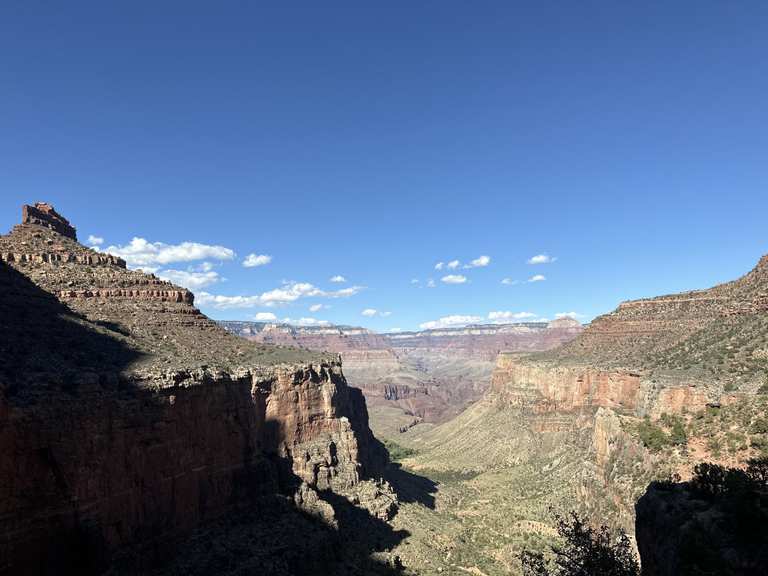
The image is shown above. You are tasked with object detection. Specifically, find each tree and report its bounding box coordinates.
[520,512,640,576]
[670,419,688,446]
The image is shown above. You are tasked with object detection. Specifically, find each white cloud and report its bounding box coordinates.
[528,254,557,265]
[447,260,460,269]
[195,282,364,309]
[158,269,220,290]
[441,274,467,284]
[106,237,235,268]
[243,253,272,267]
[88,234,104,246]
[309,303,325,312]
[419,315,483,330]
[389,327,402,333]
[281,317,331,326]
[464,255,491,268]
[555,312,584,319]
[501,278,520,285]
[528,274,546,283]
[426,279,436,288]
[254,312,278,321]
[434,262,445,270]
[410,278,420,285]
[362,308,391,318]
[330,275,347,283]
[488,311,538,322]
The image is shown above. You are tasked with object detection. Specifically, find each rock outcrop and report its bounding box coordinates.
[222,319,584,426]
[0,203,391,575]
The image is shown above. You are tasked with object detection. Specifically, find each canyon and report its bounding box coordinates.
[221,319,583,430]
[0,204,398,575]
[2,202,765,575]
[375,253,768,574]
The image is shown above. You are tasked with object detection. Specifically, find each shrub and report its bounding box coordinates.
[637,419,670,452]
[670,420,688,446]
[520,512,640,576]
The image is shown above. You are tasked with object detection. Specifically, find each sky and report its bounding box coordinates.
[1,2,767,331]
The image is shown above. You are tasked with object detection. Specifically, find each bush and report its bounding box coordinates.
[520,512,640,576]
[637,419,670,452]
[670,420,688,446]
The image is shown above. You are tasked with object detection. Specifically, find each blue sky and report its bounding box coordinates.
[2,2,767,331]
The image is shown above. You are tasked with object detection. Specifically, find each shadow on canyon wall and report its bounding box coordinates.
[635,460,768,576]
[383,463,437,510]
[0,260,427,575]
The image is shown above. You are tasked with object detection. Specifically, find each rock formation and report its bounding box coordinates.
[389,253,768,572]
[222,319,584,426]
[0,203,393,575]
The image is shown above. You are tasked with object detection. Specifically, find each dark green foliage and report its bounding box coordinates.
[382,440,417,462]
[758,372,768,395]
[637,419,669,452]
[674,458,768,575]
[670,419,688,446]
[519,512,640,576]
[751,417,768,435]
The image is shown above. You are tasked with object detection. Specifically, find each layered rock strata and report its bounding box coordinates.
[0,204,390,575]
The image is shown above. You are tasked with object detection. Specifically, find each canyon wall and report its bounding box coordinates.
[0,204,390,575]
[223,319,584,425]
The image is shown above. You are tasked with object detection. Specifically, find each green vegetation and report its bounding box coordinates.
[758,371,768,394]
[633,413,691,452]
[382,439,417,462]
[520,512,639,576]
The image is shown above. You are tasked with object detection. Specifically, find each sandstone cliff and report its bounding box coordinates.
[0,203,392,575]
[223,319,584,428]
[386,254,768,572]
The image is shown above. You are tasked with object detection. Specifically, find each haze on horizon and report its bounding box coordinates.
[2,2,767,332]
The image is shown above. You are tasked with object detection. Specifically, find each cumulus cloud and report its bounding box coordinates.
[528,254,557,265]
[87,235,104,246]
[243,253,272,267]
[362,309,391,318]
[464,255,491,268]
[556,312,584,319]
[426,279,436,288]
[447,260,460,269]
[419,315,483,330]
[501,278,520,285]
[441,274,467,284]
[488,311,538,321]
[528,274,546,282]
[105,238,235,268]
[157,268,221,290]
[281,317,331,326]
[196,282,364,309]
[254,312,278,321]
[434,262,444,270]
[308,303,326,312]
[330,275,347,283]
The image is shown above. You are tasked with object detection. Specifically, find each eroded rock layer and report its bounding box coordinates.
[0,204,390,575]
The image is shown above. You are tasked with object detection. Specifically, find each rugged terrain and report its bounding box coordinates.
[223,320,583,429]
[367,254,768,575]
[0,203,399,575]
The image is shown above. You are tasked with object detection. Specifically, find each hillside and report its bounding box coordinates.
[373,253,768,575]
[222,319,584,430]
[0,203,398,575]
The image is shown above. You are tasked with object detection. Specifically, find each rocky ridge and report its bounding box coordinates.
[223,319,584,427]
[0,203,394,575]
[383,253,768,574]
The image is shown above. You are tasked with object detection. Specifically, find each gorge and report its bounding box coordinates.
[1,203,766,575]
